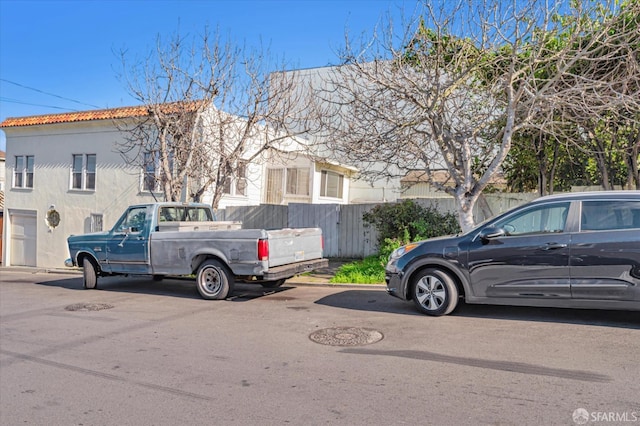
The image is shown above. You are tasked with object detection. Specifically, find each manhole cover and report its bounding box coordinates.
[309,327,384,346]
[65,303,114,312]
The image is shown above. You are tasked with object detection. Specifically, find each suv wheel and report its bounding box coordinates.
[411,268,459,316]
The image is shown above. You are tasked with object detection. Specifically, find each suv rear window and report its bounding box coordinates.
[581,200,640,231]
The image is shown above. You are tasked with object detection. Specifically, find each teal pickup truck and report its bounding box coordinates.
[66,202,328,299]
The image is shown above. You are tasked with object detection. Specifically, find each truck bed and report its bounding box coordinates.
[149,227,325,277]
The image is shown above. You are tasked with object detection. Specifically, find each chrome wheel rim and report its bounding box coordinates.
[415,275,446,311]
[201,267,222,295]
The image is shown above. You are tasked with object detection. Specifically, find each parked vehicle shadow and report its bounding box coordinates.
[36,276,293,301]
[315,289,640,329]
[453,303,640,329]
[314,289,422,316]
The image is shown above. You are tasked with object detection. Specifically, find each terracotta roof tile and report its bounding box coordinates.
[0,101,204,128]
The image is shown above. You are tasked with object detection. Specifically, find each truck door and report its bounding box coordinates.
[106,206,151,274]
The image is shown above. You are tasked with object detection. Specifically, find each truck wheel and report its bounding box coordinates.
[411,268,458,316]
[196,260,234,300]
[261,279,285,288]
[82,258,98,289]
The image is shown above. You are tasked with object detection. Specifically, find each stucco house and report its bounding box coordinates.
[0,150,4,263]
[0,104,358,269]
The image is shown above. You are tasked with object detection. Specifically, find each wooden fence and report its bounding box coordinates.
[220,193,537,259]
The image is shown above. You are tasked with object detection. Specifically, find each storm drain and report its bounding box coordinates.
[65,303,114,312]
[309,327,384,346]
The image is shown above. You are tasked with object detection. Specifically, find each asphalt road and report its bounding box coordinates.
[1,269,639,426]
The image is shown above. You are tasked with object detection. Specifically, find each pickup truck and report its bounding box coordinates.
[65,202,328,299]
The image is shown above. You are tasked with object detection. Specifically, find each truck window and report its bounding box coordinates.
[158,206,212,222]
[116,207,147,232]
[159,207,183,222]
[186,207,212,221]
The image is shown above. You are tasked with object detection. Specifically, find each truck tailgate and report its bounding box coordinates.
[266,228,323,268]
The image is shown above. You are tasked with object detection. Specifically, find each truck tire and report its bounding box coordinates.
[82,257,98,289]
[196,260,234,300]
[261,279,285,288]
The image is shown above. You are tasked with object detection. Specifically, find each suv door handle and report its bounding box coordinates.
[540,242,568,250]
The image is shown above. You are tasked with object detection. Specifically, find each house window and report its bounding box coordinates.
[13,155,34,188]
[222,161,247,197]
[286,167,310,196]
[265,168,284,204]
[143,151,161,192]
[71,154,96,190]
[320,170,344,199]
[90,213,103,232]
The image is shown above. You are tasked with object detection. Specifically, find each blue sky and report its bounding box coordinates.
[0,0,414,151]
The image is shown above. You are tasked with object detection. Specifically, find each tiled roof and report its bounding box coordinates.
[0,101,204,128]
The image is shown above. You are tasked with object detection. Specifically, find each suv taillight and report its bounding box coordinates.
[258,239,269,261]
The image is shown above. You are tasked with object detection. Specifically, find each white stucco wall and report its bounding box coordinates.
[2,121,158,268]
[0,153,6,192]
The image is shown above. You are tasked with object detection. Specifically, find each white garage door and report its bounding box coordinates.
[10,210,37,267]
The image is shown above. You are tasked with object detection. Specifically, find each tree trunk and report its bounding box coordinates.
[548,142,560,195]
[535,133,548,196]
[454,192,479,233]
[625,133,640,189]
[595,150,612,190]
[633,146,640,190]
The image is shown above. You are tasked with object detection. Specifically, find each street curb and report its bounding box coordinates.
[0,266,386,288]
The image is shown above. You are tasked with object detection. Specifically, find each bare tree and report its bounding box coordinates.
[548,0,640,191]
[117,28,312,208]
[304,0,640,231]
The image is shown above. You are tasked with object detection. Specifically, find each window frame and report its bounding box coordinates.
[320,170,344,199]
[90,213,103,232]
[13,155,34,189]
[142,151,162,193]
[285,167,310,196]
[222,161,248,197]
[71,154,96,191]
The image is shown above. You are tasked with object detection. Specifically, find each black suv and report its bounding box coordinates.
[385,191,640,316]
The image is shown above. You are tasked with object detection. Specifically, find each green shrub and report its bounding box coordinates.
[330,200,461,285]
[363,199,460,248]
